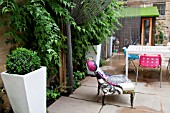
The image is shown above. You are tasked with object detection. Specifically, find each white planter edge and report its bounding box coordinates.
[1,66,46,113]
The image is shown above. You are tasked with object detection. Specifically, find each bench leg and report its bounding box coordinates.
[102,93,106,106]
[130,92,135,108]
[97,83,100,95]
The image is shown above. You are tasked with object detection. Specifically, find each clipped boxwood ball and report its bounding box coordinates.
[6,48,41,75]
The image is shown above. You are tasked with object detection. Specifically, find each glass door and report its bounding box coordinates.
[141,18,152,45]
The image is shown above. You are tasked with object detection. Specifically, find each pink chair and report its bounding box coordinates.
[166,58,170,80]
[136,54,162,87]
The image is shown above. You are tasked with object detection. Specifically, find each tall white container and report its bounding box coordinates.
[107,36,114,58]
[1,66,46,113]
[86,44,101,75]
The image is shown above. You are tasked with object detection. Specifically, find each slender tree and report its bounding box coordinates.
[66,0,119,93]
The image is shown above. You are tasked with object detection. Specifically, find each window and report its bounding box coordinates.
[154,2,165,16]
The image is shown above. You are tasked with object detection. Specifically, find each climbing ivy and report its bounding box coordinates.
[0,0,76,76]
[0,0,76,103]
[72,0,123,71]
[0,0,123,74]
[0,0,123,103]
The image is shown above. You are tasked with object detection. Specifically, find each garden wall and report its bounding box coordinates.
[165,0,170,40]
[0,24,11,82]
[0,18,12,111]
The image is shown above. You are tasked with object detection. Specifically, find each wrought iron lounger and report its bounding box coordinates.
[86,59,135,107]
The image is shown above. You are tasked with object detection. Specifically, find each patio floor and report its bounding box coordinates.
[48,53,170,113]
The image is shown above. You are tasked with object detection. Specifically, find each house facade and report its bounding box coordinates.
[114,0,170,49]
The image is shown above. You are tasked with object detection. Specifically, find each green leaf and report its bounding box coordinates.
[0,0,3,5]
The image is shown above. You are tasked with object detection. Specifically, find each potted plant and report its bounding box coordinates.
[1,48,46,113]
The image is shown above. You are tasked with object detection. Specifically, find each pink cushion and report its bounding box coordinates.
[86,60,97,71]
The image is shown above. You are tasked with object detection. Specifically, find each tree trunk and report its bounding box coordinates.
[66,24,73,94]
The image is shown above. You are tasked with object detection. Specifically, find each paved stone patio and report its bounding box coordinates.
[48,54,170,113]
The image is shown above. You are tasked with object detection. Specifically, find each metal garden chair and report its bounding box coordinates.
[136,54,162,87]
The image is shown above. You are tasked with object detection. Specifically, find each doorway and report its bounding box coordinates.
[141,18,152,45]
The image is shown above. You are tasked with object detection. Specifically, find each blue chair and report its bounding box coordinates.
[122,47,139,73]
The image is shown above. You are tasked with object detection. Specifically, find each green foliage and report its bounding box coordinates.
[155,21,166,44]
[0,98,3,104]
[0,0,122,98]
[0,88,4,105]
[0,0,75,78]
[46,88,60,101]
[0,0,122,75]
[73,79,80,89]
[73,70,85,80]
[72,0,123,71]
[155,31,166,44]
[47,81,67,102]
[100,58,106,67]
[67,71,85,89]
[84,0,123,43]
[6,48,41,75]
[45,0,75,24]
[28,2,64,67]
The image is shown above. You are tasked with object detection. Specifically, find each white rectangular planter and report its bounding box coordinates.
[1,66,46,113]
[107,36,114,58]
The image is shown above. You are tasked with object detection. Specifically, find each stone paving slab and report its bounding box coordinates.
[100,105,124,113]
[48,96,102,113]
[98,94,132,107]
[69,85,102,102]
[161,96,170,113]
[99,93,162,112]
[100,105,163,113]
[48,78,170,113]
[100,66,118,71]
[48,58,170,113]
[80,76,98,87]
[135,82,170,97]
[134,93,161,111]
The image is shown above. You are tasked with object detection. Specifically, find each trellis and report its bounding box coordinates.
[114,7,141,51]
[71,0,113,24]
[66,0,113,93]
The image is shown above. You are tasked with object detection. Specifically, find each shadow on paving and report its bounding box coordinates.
[102,54,170,84]
[48,54,170,113]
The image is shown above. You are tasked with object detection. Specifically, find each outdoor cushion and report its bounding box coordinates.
[97,71,135,94]
[107,74,135,91]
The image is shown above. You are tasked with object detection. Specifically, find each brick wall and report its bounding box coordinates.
[165,1,170,40]
[0,26,11,72]
[0,19,12,89]
[0,18,13,111]
[125,0,170,41]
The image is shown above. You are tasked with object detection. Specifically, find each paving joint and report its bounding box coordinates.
[81,84,97,88]
[69,95,100,103]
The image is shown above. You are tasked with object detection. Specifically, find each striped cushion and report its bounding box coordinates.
[96,70,135,95]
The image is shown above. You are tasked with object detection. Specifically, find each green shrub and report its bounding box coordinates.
[100,58,106,67]
[73,71,85,80]
[6,48,41,75]
[72,71,85,89]
[46,88,60,101]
